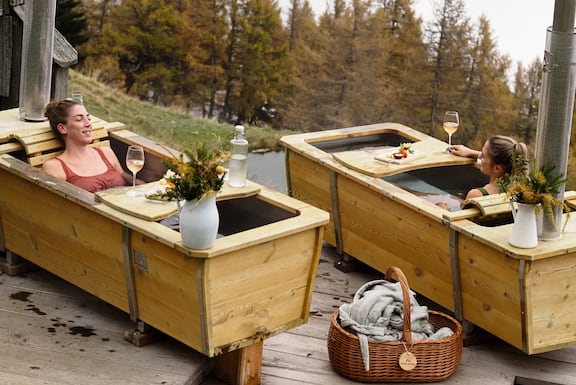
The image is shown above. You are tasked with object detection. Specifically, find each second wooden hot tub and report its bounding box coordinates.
[281,122,576,354]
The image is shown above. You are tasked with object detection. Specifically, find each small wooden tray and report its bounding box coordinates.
[95,181,261,221]
[331,138,475,178]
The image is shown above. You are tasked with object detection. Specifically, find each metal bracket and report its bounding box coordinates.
[121,226,139,323]
[518,260,527,353]
[449,228,464,322]
[330,170,343,255]
[133,249,149,273]
[0,210,5,252]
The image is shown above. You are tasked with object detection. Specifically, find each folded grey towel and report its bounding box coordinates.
[338,279,454,371]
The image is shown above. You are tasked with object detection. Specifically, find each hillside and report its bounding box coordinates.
[67,71,295,152]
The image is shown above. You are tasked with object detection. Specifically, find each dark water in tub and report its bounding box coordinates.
[160,152,490,232]
[311,133,406,153]
[383,165,489,211]
[384,165,489,199]
[248,152,487,203]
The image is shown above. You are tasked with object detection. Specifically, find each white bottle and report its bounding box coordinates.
[228,125,248,187]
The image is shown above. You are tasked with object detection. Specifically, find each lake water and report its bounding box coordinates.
[247,151,287,193]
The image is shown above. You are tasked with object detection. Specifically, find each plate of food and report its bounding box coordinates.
[374,143,425,164]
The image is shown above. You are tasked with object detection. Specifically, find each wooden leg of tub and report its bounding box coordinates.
[334,253,364,273]
[462,320,496,346]
[0,251,37,276]
[212,342,263,385]
[123,321,165,347]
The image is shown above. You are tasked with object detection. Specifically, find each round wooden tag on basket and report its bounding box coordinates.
[399,351,417,370]
[399,342,417,371]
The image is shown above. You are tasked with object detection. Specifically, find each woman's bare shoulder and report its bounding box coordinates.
[98,146,120,160]
[465,188,484,200]
[42,158,65,179]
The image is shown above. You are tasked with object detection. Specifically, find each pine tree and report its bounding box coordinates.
[55,0,89,48]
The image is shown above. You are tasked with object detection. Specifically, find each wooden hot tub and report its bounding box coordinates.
[281,122,576,354]
[0,108,329,385]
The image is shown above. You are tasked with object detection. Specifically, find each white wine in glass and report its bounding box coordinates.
[126,145,145,196]
[443,110,459,152]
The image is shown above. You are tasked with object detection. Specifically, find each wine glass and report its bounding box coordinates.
[443,110,459,153]
[126,145,145,196]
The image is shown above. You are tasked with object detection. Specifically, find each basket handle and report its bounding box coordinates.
[385,266,413,345]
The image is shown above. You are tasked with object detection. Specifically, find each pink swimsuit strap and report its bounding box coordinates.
[54,147,125,193]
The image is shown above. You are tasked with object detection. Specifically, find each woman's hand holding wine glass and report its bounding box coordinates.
[126,145,145,196]
[443,110,459,153]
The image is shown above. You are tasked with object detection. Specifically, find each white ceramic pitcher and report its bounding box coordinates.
[508,202,539,248]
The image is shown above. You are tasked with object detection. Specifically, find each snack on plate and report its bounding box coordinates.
[145,170,177,201]
[390,143,414,159]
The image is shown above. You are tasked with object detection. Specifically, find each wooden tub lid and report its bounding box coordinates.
[331,138,475,177]
[95,181,261,221]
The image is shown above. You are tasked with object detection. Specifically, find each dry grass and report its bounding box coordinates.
[68,70,294,151]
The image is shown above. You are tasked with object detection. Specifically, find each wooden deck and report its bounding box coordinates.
[2,244,576,385]
[0,265,211,385]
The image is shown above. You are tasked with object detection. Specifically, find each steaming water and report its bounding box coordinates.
[247,151,287,193]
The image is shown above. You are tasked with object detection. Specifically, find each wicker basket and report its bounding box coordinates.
[327,266,463,383]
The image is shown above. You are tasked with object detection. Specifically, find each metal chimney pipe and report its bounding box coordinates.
[534,0,576,240]
[18,0,57,121]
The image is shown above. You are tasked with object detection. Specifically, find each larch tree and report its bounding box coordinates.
[223,0,288,124]
[278,0,328,131]
[460,15,514,147]
[315,1,356,128]
[370,0,430,130]
[180,0,229,119]
[513,59,542,146]
[79,0,124,86]
[97,0,189,103]
[425,0,472,138]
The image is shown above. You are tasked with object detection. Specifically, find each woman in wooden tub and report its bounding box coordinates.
[42,99,133,193]
[448,135,529,199]
[427,135,529,211]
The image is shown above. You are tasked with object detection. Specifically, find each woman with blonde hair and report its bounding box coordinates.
[449,135,529,199]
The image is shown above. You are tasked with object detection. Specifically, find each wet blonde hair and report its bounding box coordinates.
[486,135,529,175]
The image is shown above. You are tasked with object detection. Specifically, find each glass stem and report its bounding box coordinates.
[132,172,136,189]
[448,134,452,146]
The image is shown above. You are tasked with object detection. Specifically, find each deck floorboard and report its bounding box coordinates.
[2,244,576,385]
[0,269,210,385]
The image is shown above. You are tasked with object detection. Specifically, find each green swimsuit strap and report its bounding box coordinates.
[478,187,489,196]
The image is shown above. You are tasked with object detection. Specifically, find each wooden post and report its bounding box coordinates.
[212,343,263,385]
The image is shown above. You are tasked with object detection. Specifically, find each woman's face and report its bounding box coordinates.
[478,140,504,178]
[59,105,92,144]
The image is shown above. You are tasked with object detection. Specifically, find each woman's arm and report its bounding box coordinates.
[448,144,481,159]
